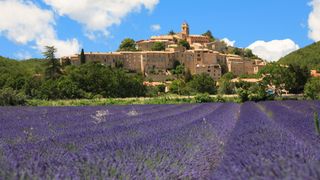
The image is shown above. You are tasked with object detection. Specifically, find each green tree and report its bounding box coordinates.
[188,73,217,94]
[80,48,86,64]
[178,40,191,50]
[243,49,258,58]
[65,62,146,98]
[259,63,295,96]
[0,87,26,106]
[287,65,310,94]
[62,58,72,67]
[115,59,124,69]
[151,42,166,51]
[169,79,186,95]
[173,64,185,76]
[218,73,236,95]
[304,77,320,100]
[218,79,235,95]
[168,30,176,35]
[57,77,83,99]
[118,38,136,51]
[202,30,215,42]
[172,60,181,70]
[184,68,192,82]
[43,46,62,80]
[37,79,59,100]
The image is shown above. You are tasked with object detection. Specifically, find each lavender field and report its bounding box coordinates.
[0,101,320,179]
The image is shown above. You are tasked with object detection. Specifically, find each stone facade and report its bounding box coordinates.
[226,55,266,76]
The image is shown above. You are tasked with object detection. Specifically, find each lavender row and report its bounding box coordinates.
[211,102,320,179]
[9,104,237,179]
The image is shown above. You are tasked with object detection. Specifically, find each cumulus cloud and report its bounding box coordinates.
[0,0,79,57]
[308,0,320,41]
[44,0,160,39]
[247,39,300,62]
[15,50,32,60]
[221,38,236,47]
[151,24,161,31]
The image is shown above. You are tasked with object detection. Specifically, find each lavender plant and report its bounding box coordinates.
[0,101,319,179]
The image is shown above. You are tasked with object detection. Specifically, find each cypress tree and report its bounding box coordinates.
[80,48,86,64]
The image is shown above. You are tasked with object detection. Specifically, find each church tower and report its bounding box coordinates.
[181,22,189,39]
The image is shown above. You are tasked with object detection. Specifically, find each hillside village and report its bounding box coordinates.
[62,23,267,81]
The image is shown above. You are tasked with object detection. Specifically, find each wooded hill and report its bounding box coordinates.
[278,41,320,70]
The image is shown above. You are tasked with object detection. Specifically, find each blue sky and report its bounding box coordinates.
[0,0,319,61]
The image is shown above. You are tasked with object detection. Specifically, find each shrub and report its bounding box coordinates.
[0,87,27,106]
[195,93,213,103]
[237,89,249,103]
[188,73,217,94]
[215,95,226,102]
[304,78,320,100]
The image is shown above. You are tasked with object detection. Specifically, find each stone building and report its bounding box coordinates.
[226,55,266,76]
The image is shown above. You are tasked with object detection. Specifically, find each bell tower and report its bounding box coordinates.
[181,22,189,39]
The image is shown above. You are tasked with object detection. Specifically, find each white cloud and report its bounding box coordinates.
[308,0,320,41]
[247,39,300,62]
[221,38,236,47]
[15,50,32,60]
[0,0,79,57]
[44,0,160,39]
[151,24,161,31]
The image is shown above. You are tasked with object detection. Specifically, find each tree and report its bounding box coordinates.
[243,49,258,58]
[118,38,136,51]
[0,87,26,106]
[304,77,320,100]
[115,59,124,69]
[80,48,86,64]
[62,58,72,67]
[168,30,176,35]
[172,60,181,70]
[287,65,310,94]
[173,64,185,76]
[169,79,186,95]
[202,30,215,42]
[178,40,191,50]
[151,42,166,51]
[43,46,62,80]
[188,73,217,94]
[259,63,295,96]
[218,79,235,95]
[184,68,192,82]
[57,77,83,99]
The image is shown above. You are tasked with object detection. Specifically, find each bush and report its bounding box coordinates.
[304,77,320,100]
[195,93,213,103]
[215,95,226,102]
[188,73,217,94]
[237,89,249,103]
[0,87,27,106]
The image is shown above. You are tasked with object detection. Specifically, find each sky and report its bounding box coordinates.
[0,0,319,62]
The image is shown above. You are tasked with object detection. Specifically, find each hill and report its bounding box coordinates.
[0,56,46,76]
[278,41,320,70]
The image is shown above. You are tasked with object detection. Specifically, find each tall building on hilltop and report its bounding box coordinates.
[181,22,190,40]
